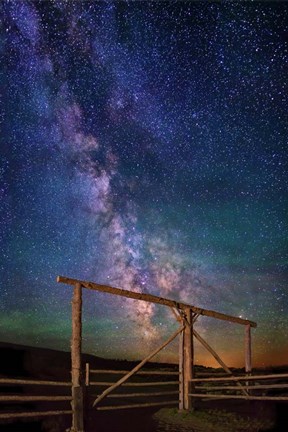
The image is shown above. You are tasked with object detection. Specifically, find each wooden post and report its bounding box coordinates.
[71,283,84,432]
[245,324,252,374]
[179,327,184,410]
[85,363,90,387]
[245,324,252,395]
[183,307,194,410]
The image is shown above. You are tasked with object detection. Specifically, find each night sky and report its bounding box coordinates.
[1,1,287,368]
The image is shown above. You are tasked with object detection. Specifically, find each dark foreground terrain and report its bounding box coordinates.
[0,342,287,432]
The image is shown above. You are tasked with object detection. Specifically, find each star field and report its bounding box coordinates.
[1,1,287,367]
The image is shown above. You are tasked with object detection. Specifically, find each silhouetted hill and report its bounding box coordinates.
[1,341,287,381]
[0,341,179,381]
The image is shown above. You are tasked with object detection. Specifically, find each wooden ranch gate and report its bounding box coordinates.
[57,275,258,432]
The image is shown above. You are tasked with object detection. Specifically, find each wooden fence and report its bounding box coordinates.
[2,275,287,432]
[2,372,287,423]
[0,377,72,420]
[86,366,179,411]
[56,275,257,432]
[189,372,288,401]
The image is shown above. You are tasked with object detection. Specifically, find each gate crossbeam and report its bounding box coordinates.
[57,276,257,328]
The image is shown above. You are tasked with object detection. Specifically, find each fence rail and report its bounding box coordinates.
[190,373,288,382]
[85,367,288,412]
[86,364,180,411]
[89,369,179,376]
[194,384,288,391]
[96,400,178,411]
[103,390,179,398]
[189,373,288,401]
[0,377,71,421]
[0,378,70,386]
[0,410,72,420]
[89,381,179,387]
[189,394,288,401]
[0,395,71,402]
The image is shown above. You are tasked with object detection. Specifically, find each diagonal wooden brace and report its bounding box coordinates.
[193,329,249,397]
[92,325,184,407]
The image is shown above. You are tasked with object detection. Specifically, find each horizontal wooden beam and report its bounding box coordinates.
[89,369,178,376]
[105,391,179,398]
[196,372,234,377]
[0,410,72,419]
[90,381,179,387]
[96,400,178,410]
[195,384,288,391]
[191,373,288,383]
[189,393,288,401]
[0,396,71,402]
[0,378,70,386]
[57,276,257,327]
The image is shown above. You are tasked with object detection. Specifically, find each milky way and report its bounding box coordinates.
[1,1,287,367]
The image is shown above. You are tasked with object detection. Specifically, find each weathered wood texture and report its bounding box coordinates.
[0,410,72,419]
[245,324,252,373]
[57,275,259,413]
[90,381,179,387]
[92,325,183,407]
[196,372,234,377]
[0,378,70,386]
[96,400,178,410]
[195,384,288,391]
[104,391,179,398]
[89,369,179,375]
[85,363,90,386]
[183,307,193,410]
[72,283,82,387]
[71,283,84,432]
[179,326,184,410]
[57,276,257,327]
[189,393,288,401]
[72,386,84,432]
[244,324,252,394]
[0,396,71,402]
[191,373,288,382]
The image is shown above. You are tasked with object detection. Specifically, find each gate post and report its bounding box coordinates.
[71,282,84,432]
[179,307,194,410]
[245,324,252,374]
[245,324,252,395]
[179,326,184,410]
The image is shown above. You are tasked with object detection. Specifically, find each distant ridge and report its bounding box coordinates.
[0,341,178,381]
[2,341,286,381]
